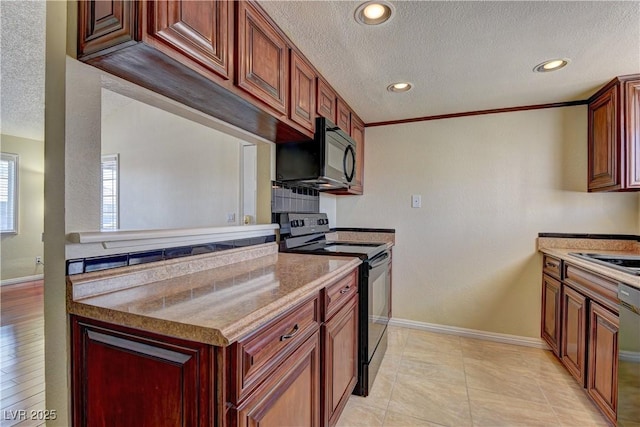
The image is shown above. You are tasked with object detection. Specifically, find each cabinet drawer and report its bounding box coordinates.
[543,255,562,279]
[323,270,358,321]
[564,264,619,313]
[231,294,320,403]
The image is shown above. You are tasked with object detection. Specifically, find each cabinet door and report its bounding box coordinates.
[71,317,212,427]
[541,274,562,357]
[561,285,587,385]
[236,1,288,114]
[147,0,231,79]
[588,85,621,191]
[587,302,619,424]
[336,99,351,134]
[350,115,365,194]
[290,51,317,132]
[78,0,139,59]
[317,78,337,123]
[323,296,358,427]
[626,79,640,188]
[236,332,321,427]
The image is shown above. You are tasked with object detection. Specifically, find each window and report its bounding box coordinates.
[0,153,18,233]
[101,154,119,231]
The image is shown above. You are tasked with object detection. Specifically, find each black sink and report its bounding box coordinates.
[570,253,640,275]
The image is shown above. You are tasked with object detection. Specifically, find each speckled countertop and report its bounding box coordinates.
[67,243,361,346]
[537,237,640,290]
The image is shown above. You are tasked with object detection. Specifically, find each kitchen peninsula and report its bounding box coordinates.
[68,243,361,426]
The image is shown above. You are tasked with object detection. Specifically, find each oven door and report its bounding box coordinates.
[367,250,390,360]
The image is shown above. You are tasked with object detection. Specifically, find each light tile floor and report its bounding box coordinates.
[336,326,612,427]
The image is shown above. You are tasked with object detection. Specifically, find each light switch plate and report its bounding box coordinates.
[411,195,422,208]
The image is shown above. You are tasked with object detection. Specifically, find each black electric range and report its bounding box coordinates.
[279,213,391,397]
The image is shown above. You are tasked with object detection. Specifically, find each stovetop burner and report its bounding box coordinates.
[279,213,386,260]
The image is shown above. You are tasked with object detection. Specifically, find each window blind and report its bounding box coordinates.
[0,153,18,233]
[101,154,119,231]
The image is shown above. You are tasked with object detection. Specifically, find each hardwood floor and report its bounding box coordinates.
[1,281,45,427]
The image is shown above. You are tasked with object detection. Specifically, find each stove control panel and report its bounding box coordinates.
[286,213,331,236]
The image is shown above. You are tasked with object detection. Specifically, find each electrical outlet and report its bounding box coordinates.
[227,213,236,223]
[35,256,42,265]
[411,194,422,208]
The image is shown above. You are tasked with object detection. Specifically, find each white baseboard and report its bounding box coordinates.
[620,350,640,363]
[388,317,550,350]
[1,274,44,287]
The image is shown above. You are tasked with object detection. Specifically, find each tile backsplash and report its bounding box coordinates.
[271,182,319,223]
[67,235,276,275]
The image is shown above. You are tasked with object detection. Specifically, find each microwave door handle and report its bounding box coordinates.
[343,145,355,182]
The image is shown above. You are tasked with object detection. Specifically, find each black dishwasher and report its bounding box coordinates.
[618,284,640,426]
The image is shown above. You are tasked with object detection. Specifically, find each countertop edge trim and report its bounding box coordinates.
[539,248,640,290]
[538,232,640,241]
[331,227,395,233]
[68,224,280,244]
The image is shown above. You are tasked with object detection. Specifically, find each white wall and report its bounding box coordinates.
[336,106,639,338]
[320,193,337,226]
[44,2,70,424]
[0,134,44,280]
[102,90,241,230]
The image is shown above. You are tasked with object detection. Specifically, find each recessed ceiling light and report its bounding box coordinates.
[387,82,412,93]
[355,1,394,26]
[534,59,570,72]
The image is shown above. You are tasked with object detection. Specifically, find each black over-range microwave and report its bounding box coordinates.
[276,117,356,191]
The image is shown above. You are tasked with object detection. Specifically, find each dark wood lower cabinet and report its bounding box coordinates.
[541,258,620,425]
[235,331,321,427]
[561,284,587,385]
[72,269,360,427]
[71,317,213,427]
[541,274,561,357]
[587,301,619,424]
[323,295,358,427]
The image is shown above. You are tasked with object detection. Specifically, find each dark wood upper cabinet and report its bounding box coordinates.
[290,51,317,132]
[317,78,337,123]
[76,0,366,188]
[236,0,289,115]
[588,74,640,191]
[336,98,351,134]
[78,0,139,59]
[146,0,231,80]
[626,79,640,187]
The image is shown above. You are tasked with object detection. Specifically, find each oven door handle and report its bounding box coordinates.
[369,252,390,269]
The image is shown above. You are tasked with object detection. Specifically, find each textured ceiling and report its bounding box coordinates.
[0,0,46,141]
[0,1,638,140]
[259,0,640,123]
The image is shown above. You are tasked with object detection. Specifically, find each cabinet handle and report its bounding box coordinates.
[545,262,557,268]
[280,324,299,341]
[340,286,351,294]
